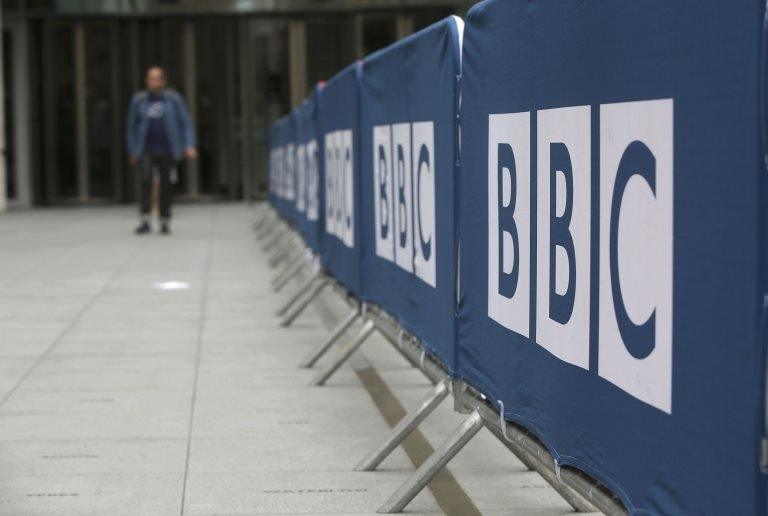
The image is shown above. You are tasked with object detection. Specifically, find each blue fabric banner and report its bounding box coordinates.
[267,121,281,211]
[458,0,767,514]
[316,64,362,295]
[268,114,296,223]
[292,94,323,252]
[359,17,463,372]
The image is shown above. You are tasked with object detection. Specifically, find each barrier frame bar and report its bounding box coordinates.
[268,235,299,268]
[310,302,440,387]
[280,275,330,327]
[261,222,333,327]
[274,266,322,316]
[376,378,628,515]
[272,249,313,292]
[377,410,485,514]
[253,202,272,229]
[256,221,275,242]
[459,384,621,514]
[299,304,360,368]
[256,212,282,242]
[267,231,301,267]
[297,279,362,367]
[309,318,377,385]
[315,300,624,515]
[355,378,450,471]
[261,222,288,253]
[258,212,626,514]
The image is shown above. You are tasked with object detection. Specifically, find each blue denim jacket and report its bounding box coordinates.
[126,88,195,161]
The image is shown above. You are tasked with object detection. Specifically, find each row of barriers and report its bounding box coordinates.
[258,1,768,514]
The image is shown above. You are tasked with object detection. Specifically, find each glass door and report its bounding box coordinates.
[84,21,116,200]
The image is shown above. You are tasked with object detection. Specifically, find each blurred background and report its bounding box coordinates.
[0,0,474,211]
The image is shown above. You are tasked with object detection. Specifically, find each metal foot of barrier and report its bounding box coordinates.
[471,403,599,513]
[310,319,375,386]
[299,307,360,368]
[268,239,296,268]
[256,214,278,241]
[263,229,287,254]
[280,278,329,327]
[261,224,286,253]
[450,385,603,514]
[355,307,600,512]
[377,410,485,514]
[253,204,271,229]
[261,220,289,253]
[272,251,311,292]
[355,379,450,472]
[267,237,291,265]
[253,205,271,228]
[256,227,271,242]
[275,270,322,317]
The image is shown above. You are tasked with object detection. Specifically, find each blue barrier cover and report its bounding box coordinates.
[458,0,767,513]
[359,17,463,372]
[268,114,297,223]
[317,63,362,295]
[267,121,281,211]
[268,123,277,205]
[293,94,323,252]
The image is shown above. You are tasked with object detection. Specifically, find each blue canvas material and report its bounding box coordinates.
[358,17,463,372]
[458,1,768,513]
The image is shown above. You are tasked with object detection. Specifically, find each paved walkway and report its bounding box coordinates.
[0,204,574,515]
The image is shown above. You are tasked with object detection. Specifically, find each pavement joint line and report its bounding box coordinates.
[309,288,481,516]
[179,205,217,516]
[0,237,149,411]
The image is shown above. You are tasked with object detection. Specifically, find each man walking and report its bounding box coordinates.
[126,65,197,234]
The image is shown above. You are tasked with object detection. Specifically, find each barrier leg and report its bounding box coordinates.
[272,251,310,292]
[275,270,321,317]
[268,238,296,268]
[310,320,375,386]
[271,247,302,283]
[262,226,285,253]
[254,204,270,229]
[280,278,328,327]
[256,216,280,242]
[299,307,360,368]
[253,204,267,225]
[377,410,484,514]
[261,220,286,250]
[482,417,596,513]
[355,379,450,472]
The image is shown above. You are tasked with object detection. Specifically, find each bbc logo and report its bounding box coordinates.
[373,122,436,288]
[269,144,296,202]
[488,99,673,413]
[324,130,355,248]
[296,139,319,222]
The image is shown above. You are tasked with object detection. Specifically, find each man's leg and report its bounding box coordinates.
[136,156,152,234]
[158,155,173,233]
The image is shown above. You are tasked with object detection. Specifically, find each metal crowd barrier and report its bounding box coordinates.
[254,203,627,515]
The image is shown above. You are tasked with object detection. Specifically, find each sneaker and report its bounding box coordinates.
[135,221,151,235]
[160,222,171,235]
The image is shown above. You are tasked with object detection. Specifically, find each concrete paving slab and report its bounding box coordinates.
[0,472,183,515]
[0,438,187,476]
[185,434,409,473]
[182,470,440,515]
[0,388,191,415]
[0,204,586,515]
[0,411,189,441]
